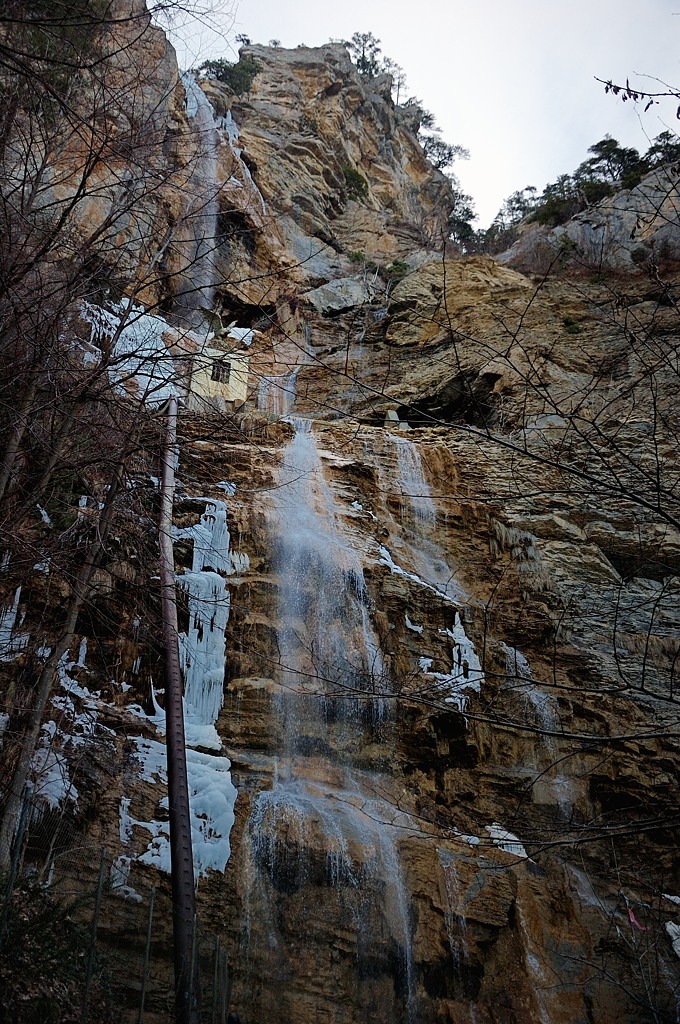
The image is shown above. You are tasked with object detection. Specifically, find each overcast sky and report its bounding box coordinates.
[168,0,680,226]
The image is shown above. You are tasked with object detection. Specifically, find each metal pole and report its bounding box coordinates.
[80,847,107,1024]
[211,936,220,1024]
[137,886,156,1024]
[220,951,230,1024]
[0,786,31,951]
[159,396,200,1024]
[190,913,198,1010]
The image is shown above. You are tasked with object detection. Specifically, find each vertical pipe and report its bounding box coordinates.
[80,847,107,1024]
[190,913,198,1006]
[220,951,229,1024]
[159,396,200,1024]
[137,886,156,1024]
[211,936,220,1024]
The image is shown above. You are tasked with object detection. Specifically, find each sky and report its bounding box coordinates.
[166,0,680,226]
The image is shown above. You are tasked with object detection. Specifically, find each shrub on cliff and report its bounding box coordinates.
[447,183,477,247]
[345,32,382,77]
[342,165,369,201]
[197,56,260,95]
[476,131,680,244]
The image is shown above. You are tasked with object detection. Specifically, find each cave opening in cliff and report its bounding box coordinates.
[397,371,502,428]
[217,207,257,257]
[216,293,276,330]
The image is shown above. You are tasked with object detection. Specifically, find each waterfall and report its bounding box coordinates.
[502,643,575,814]
[384,434,468,605]
[516,900,553,1024]
[242,780,418,1023]
[393,434,437,523]
[257,318,312,418]
[179,75,269,327]
[180,74,221,324]
[270,418,385,754]
[239,418,419,1022]
[257,364,302,418]
[438,850,473,974]
[220,109,267,216]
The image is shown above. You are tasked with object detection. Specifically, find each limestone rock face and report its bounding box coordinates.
[1,2,190,306]
[303,277,371,313]
[500,165,680,271]
[191,41,455,312]
[233,43,453,265]
[3,14,680,1024]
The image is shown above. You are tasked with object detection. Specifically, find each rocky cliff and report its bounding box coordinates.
[499,164,680,272]
[1,11,679,1024]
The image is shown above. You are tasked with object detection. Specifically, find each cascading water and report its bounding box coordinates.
[436,848,482,1024]
[393,434,437,524]
[239,417,419,1023]
[180,74,221,324]
[438,849,469,973]
[257,363,302,418]
[382,434,468,605]
[270,418,385,749]
[257,318,312,418]
[179,74,269,328]
[220,109,267,217]
[502,643,575,814]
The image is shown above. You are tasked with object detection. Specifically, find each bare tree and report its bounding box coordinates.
[0,0,227,847]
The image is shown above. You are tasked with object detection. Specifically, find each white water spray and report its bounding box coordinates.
[239,418,419,1021]
[181,74,221,323]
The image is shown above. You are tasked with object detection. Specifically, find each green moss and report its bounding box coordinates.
[385,259,409,280]
[348,252,408,280]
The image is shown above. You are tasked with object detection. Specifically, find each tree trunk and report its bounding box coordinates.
[0,373,38,506]
[0,464,123,871]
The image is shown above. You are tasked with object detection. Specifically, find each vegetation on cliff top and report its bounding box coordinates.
[472,130,680,253]
[195,55,261,95]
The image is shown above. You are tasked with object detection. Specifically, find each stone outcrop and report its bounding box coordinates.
[500,165,680,272]
[184,41,455,319]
